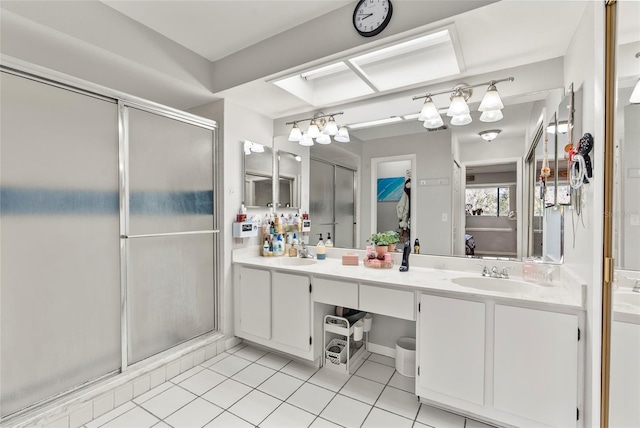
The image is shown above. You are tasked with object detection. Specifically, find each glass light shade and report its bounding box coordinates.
[479,130,501,142]
[446,94,470,117]
[479,84,504,111]
[418,97,440,121]
[334,126,350,143]
[479,109,504,123]
[324,117,339,135]
[307,121,320,139]
[316,133,331,144]
[450,114,472,126]
[423,116,444,129]
[288,124,302,142]
[630,79,640,104]
[299,132,314,146]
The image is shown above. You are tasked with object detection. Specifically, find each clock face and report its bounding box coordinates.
[353,0,393,37]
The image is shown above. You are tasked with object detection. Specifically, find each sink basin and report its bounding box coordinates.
[615,292,640,307]
[272,257,317,266]
[451,277,534,293]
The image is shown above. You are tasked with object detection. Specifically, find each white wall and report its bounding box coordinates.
[561,2,605,426]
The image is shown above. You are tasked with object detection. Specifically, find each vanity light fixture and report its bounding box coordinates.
[479,129,501,142]
[286,112,347,146]
[630,52,640,104]
[412,77,514,129]
[244,140,265,153]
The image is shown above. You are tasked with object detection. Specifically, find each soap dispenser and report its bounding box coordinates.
[316,234,326,260]
[325,233,333,248]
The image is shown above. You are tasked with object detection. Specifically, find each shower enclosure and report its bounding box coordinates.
[0,69,219,418]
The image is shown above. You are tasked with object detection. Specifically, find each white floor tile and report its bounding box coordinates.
[201,379,252,409]
[203,412,254,428]
[164,397,223,428]
[368,354,396,367]
[362,407,413,428]
[178,368,226,395]
[226,343,248,354]
[86,402,135,428]
[308,418,342,428]
[355,360,395,384]
[280,360,318,381]
[413,423,430,428]
[260,403,316,428]
[339,375,385,405]
[307,367,350,392]
[388,371,415,394]
[416,404,465,428]
[232,362,276,388]
[375,385,420,420]
[139,385,197,420]
[465,419,497,428]
[320,394,372,428]
[133,382,173,405]
[100,407,158,428]
[171,365,205,384]
[257,372,304,400]
[286,383,336,415]
[202,352,230,367]
[209,354,251,377]
[256,352,292,371]
[227,389,282,426]
[152,422,171,428]
[233,345,268,362]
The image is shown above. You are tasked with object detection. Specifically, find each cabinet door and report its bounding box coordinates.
[272,272,311,352]
[610,320,640,428]
[494,305,578,428]
[418,294,485,405]
[238,266,271,340]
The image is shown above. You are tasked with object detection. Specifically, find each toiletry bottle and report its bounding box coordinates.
[288,240,297,257]
[316,234,326,260]
[277,234,284,256]
[414,238,420,254]
[325,233,333,247]
[399,240,411,272]
[263,238,269,257]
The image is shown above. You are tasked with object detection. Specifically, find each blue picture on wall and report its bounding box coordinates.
[377,177,405,202]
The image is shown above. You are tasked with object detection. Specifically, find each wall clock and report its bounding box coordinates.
[353,0,393,38]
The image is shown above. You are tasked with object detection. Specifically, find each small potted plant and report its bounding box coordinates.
[385,230,400,252]
[369,232,392,256]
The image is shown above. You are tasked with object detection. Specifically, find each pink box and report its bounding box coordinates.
[342,254,359,265]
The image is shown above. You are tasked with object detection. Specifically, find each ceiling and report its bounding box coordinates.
[97,0,589,145]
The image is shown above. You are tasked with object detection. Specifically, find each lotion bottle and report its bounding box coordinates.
[316,233,326,260]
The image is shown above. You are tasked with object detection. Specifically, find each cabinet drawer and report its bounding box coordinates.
[359,284,415,321]
[313,277,358,308]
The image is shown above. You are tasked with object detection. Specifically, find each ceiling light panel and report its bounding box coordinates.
[350,29,460,92]
[274,62,374,106]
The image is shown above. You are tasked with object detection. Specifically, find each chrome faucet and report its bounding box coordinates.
[481,266,490,277]
[490,266,500,278]
[632,280,640,293]
[298,243,313,258]
[481,265,510,279]
[501,267,510,279]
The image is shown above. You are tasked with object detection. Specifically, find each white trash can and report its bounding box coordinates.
[395,337,416,378]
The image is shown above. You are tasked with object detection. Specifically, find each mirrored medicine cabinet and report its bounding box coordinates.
[242,141,273,208]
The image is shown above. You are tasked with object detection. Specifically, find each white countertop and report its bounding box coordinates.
[233,247,584,310]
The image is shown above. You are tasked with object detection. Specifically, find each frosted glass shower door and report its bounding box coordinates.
[124,107,216,364]
[0,72,121,417]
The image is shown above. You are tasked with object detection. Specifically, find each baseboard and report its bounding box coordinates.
[366,342,396,358]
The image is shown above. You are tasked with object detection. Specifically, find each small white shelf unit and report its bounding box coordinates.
[323,314,368,373]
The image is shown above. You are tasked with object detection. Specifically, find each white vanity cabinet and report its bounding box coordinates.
[610,317,640,428]
[493,304,579,428]
[417,294,486,406]
[417,294,583,428]
[234,265,313,360]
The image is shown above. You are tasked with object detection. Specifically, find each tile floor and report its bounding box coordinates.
[77,343,496,428]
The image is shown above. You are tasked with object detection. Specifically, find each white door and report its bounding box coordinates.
[272,272,311,352]
[418,294,485,405]
[238,266,271,340]
[494,304,578,428]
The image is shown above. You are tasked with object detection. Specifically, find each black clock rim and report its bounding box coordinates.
[352,0,393,38]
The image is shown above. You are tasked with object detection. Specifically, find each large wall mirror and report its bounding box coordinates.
[242,141,273,208]
[277,150,302,209]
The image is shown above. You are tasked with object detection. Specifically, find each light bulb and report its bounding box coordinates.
[418,97,440,121]
[288,123,302,142]
[479,109,503,123]
[450,114,472,126]
[334,126,350,143]
[324,116,339,135]
[479,84,504,111]
[446,93,470,117]
[307,120,320,139]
